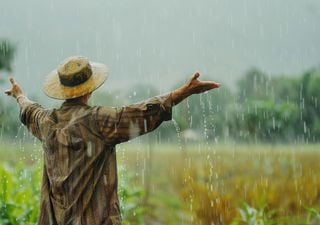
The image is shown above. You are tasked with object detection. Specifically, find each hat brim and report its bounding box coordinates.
[43,62,108,100]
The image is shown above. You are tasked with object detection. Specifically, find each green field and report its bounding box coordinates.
[1,142,320,225]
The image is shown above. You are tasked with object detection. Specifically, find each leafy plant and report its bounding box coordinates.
[119,179,150,225]
[0,163,40,225]
[298,207,320,225]
[231,203,277,225]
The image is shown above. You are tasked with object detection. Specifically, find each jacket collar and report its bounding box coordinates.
[61,100,88,108]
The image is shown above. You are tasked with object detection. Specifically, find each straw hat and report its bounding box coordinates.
[43,56,108,100]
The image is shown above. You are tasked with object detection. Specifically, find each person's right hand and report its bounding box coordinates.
[4,77,23,99]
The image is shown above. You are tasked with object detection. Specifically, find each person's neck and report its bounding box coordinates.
[65,96,88,105]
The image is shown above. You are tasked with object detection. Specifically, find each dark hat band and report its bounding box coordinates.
[58,66,92,87]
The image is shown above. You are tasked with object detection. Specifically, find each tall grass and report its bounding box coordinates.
[0,143,320,224]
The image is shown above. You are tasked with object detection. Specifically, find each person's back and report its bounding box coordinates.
[37,102,120,224]
[21,92,174,225]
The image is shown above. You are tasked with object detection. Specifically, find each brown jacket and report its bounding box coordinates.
[19,93,172,225]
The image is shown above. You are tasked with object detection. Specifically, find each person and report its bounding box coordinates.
[5,56,220,225]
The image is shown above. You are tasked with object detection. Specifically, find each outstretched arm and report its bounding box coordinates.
[171,72,220,105]
[97,72,220,145]
[5,77,48,140]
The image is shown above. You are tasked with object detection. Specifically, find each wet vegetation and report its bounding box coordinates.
[1,144,320,224]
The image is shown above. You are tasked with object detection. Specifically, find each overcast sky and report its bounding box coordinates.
[1,0,319,103]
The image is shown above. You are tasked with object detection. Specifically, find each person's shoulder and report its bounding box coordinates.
[90,105,119,118]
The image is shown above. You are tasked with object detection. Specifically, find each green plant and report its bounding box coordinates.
[299,207,320,225]
[231,203,277,225]
[120,181,149,225]
[0,163,41,225]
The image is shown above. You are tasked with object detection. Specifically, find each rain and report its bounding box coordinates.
[0,0,320,225]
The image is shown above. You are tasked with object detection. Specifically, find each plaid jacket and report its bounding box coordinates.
[18,93,172,225]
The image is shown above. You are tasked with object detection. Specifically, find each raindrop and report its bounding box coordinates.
[86,141,92,157]
[272,117,275,130]
[303,121,307,134]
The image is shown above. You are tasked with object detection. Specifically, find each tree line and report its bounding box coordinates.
[1,39,320,143]
[91,67,320,144]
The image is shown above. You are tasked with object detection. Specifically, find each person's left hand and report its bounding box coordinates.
[171,72,220,105]
[4,77,23,99]
[185,72,220,94]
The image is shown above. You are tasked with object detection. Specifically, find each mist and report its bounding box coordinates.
[1,0,319,103]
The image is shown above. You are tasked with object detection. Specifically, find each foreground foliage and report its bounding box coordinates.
[0,144,320,224]
[0,163,40,225]
[171,145,320,225]
[0,162,182,225]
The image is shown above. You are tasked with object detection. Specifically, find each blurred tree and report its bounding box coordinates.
[270,76,300,104]
[227,99,299,143]
[230,67,320,143]
[298,70,320,141]
[0,101,21,137]
[0,39,15,73]
[0,39,19,138]
[237,68,270,102]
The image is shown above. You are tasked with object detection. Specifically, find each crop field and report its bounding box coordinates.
[0,142,320,225]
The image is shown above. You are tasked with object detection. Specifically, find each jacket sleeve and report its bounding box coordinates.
[18,96,49,141]
[96,93,173,145]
